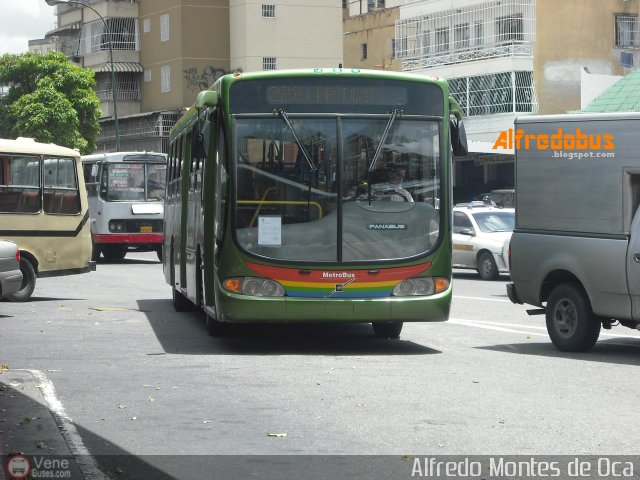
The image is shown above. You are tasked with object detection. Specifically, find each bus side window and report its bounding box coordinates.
[177,136,183,197]
[44,157,80,215]
[167,143,173,197]
[0,155,42,214]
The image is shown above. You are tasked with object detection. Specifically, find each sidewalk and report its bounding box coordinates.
[0,369,85,479]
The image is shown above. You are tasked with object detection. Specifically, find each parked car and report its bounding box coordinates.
[472,189,515,208]
[452,205,515,280]
[0,240,23,300]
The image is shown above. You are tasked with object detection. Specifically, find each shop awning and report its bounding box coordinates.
[93,62,144,73]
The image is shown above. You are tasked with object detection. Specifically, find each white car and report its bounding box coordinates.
[452,205,515,280]
[0,240,23,300]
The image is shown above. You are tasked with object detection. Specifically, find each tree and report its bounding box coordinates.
[0,52,101,154]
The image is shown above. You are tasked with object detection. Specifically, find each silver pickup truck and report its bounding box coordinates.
[507,112,640,352]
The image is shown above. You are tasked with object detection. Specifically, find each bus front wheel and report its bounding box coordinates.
[7,258,37,302]
[91,241,101,262]
[102,245,127,262]
[206,310,228,337]
[372,322,403,339]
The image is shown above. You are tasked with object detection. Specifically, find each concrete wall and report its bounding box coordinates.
[139,0,230,112]
[535,0,639,114]
[230,0,343,72]
[343,7,400,71]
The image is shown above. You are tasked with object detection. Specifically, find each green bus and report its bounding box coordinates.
[164,69,467,338]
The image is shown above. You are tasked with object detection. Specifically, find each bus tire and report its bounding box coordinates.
[172,286,192,312]
[206,310,228,337]
[545,283,600,352]
[7,258,37,302]
[372,322,403,339]
[91,241,101,262]
[477,251,498,280]
[102,245,127,262]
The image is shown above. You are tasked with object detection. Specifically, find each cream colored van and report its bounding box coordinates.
[0,138,94,301]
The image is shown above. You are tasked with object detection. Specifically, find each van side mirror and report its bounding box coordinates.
[450,117,468,157]
[90,164,99,177]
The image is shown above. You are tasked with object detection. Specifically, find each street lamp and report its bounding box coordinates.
[46,0,120,151]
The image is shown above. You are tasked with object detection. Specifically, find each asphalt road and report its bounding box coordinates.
[2,254,640,478]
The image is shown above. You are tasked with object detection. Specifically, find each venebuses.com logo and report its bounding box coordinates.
[492,128,615,152]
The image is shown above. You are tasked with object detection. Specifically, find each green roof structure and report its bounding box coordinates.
[579,68,640,113]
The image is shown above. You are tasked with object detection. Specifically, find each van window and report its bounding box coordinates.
[0,154,41,213]
[43,157,81,214]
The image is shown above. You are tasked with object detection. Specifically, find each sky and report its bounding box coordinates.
[0,1,56,55]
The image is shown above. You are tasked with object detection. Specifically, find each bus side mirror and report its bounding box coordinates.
[450,117,468,157]
[90,164,99,177]
[196,90,218,109]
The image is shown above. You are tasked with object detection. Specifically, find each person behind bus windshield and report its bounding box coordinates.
[386,167,414,202]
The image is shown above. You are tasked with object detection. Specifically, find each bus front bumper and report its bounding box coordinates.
[216,287,452,324]
[94,233,163,245]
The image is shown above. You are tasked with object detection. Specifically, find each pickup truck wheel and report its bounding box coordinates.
[477,251,498,280]
[546,283,600,352]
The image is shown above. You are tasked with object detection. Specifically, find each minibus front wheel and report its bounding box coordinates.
[7,258,36,302]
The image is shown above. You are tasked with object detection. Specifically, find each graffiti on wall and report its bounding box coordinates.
[183,66,243,91]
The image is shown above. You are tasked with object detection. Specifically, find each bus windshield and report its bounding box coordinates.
[234,115,441,262]
[101,162,167,201]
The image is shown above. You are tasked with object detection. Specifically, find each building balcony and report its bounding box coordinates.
[401,41,532,70]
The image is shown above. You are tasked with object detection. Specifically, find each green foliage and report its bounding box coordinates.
[0,51,101,154]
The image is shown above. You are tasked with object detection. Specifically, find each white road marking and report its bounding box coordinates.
[25,369,109,480]
[454,295,512,303]
[449,318,548,337]
[449,318,640,340]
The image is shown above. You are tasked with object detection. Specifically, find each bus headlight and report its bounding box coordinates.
[392,277,449,296]
[223,277,285,297]
[108,220,124,233]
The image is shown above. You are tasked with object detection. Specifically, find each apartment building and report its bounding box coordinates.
[386,0,640,200]
[44,0,343,153]
[343,0,401,71]
[28,38,57,55]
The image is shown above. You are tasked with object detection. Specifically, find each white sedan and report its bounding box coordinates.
[452,205,515,280]
[0,240,23,300]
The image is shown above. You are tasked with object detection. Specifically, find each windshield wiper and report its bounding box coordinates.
[275,109,316,174]
[366,109,402,205]
[367,109,402,174]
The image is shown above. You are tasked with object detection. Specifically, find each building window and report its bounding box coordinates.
[420,31,431,54]
[361,43,368,60]
[161,65,170,92]
[496,14,523,43]
[448,71,536,117]
[144,69,152,83]
[263,57,277,70]
[454,23,469,50]
[474,21,484,46]
[391,38,396,59]
[79,18,139,54]
[435,27,449,52]
[160,14,169,42]
[615,14,638,48]
[143,18,150,33]
[262,4,275,18]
